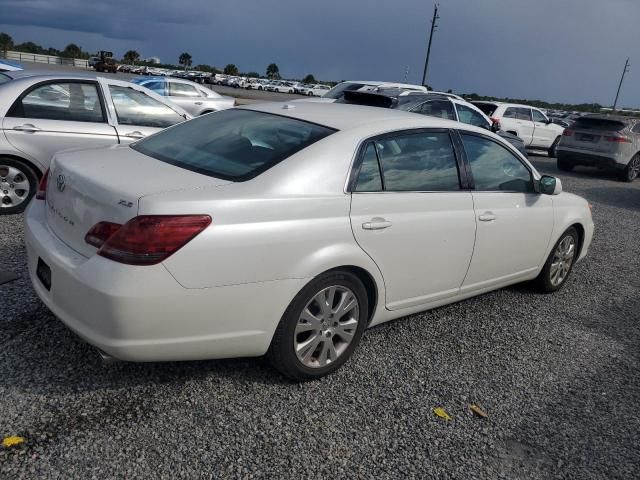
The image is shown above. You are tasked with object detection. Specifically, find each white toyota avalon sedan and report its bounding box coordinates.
[24,102,594,380]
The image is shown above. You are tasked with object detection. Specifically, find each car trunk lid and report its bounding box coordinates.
[562,117,628,153]
[44,145,230,257]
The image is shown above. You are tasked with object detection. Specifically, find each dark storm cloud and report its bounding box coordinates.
[0,0,638,106]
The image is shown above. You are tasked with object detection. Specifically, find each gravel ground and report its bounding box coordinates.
[0,154,638,479]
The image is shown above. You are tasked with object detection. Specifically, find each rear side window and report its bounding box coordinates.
[8,81,105,122]
[354,143,383,192]
[573,117,626,132]
[109,85,184,128]
[169,82,201,97]
[473,103,498,116]
[505,107,531,121]
[632,123,640,134]
[416,100,456,121]
[132,109,335,181]
[374,131,460,191]
[142,81,166,95]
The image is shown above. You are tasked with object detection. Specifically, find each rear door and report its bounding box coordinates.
[349,129,476,310]
[2,80,118,169]
[100,79,188,142]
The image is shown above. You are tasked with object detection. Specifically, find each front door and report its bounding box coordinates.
[349,130,476,310]
[2,81,118,168]
[458,132,554,291]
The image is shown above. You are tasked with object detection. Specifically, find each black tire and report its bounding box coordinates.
[557,157,574,172]
[267,270,369,381]
[0,158,39,215]
[548,136,561,158]
[618,154,640,182]
[534,227,579,293]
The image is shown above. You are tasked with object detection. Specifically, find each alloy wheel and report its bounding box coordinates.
[628,156,640,181]
[0,165,31,209]
[294,285,359,368]
[550,235,576,287]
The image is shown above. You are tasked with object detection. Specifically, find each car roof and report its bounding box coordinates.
[1,70,104,81]
[240,101,468,131]
[339,80,427,90]
[473,100,543,110]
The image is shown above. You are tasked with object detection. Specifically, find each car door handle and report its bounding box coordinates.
[124,131,146,139]
[478,212,497,222]
[194,101,203,105]
[13,124,40,132]
[362,219,392,230]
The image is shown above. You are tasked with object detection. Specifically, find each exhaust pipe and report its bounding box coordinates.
[97,349,121,365]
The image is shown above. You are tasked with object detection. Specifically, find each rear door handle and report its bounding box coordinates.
[13,124,41,132]
[194,101,203,105]
[478,212,497,222]
[362,218,392,230]
[124,131,145,139]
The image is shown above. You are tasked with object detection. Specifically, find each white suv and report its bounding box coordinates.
[473,102,565,156]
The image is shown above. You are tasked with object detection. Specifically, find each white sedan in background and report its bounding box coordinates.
[25,102,593,380]
[0,71,190,214]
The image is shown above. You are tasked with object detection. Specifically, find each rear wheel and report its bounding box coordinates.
[0,158,38,215]
[535,227,579,293]
[618,154,640,182]
[548,136,561,158]
[557,157,574,172]
[267,271,368,381]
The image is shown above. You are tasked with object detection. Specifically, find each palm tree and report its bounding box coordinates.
[0,32,13,59]
[123,50,140,65]
[266,63,280,79]
[179,52,192,70]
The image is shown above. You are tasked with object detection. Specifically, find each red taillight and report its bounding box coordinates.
[604,135,631,143]
[91,215,212,265]
[36,168,50,200]
[562,129,574,137]
[85,221,122,249]
[490,116,500,124]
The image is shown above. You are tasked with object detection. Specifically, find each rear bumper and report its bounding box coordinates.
[557,148,626,170]
[24,200,306,362]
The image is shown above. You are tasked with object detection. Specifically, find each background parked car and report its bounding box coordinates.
[306,84,331,96]
[341,89,528,157]
[472,101,565,156]
[0,71,190,214]
[132,77,235,116]
[321,81,428,101]
[557,114,640,182]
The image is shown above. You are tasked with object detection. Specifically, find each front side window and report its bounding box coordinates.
[354,143,382,192]
[9,81,105,122]
[455,104,490,128]
[532,109,547,123]
[461,133,533,193]
[169,82,201,97]
[374,131,460,191]
[415,100,456,121]
[108,85,184,128]
[132,109,335,181]
[142,81,166,95]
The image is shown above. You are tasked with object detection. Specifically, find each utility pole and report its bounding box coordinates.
[613,57,630,111]
[421,3,440,87]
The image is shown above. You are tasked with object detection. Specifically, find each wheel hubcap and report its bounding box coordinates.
[0,165,30,208]
[550,235,576,287]
[294,285,359,368]
[628,156,640,180]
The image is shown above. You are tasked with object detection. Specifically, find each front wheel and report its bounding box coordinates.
[535,227,579,293]
[267,271,368,381]
[618,154,640,182]
[0,158,39,215]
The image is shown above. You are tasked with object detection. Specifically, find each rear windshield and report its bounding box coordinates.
[572,117,626,132]
[132,109,336,181]
[472,102,498,116]
[323,82,370,100]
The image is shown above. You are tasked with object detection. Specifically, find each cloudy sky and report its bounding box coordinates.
[1,0,638,107]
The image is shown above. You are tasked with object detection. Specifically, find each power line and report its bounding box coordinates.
[613,57,630,111]
[421,3,440,87]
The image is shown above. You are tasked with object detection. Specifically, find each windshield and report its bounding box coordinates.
[132,109,336,181]
[323,82,372,99]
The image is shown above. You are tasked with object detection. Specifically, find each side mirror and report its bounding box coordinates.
[539,175,562,195]
[545,118,553,124]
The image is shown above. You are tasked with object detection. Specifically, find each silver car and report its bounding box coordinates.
[557,114,640,182]
[0,71,191,214]
[131,77,235,116]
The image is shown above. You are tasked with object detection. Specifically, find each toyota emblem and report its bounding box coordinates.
[56,174,66,193]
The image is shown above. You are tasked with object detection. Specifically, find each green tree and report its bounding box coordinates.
[123,50,140,65]
[14,41,43,54]
[266,63,280,79]
[302,74,316,84]
[244,71,260,78]
[223,63,239,75]
[62,43,83,58]
[179,52,192,70]
[0,32,13,58]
